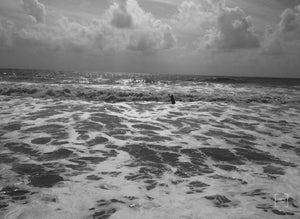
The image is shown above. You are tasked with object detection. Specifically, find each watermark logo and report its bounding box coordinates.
[274,193,289,209]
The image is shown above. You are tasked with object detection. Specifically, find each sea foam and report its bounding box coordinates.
[0,82,299,104]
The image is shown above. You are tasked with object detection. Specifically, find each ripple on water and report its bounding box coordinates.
[24,124,68,140]
[29,174,64,188]
[31,137,52,144]
[41,148,73,161]
[132,124,162,131]
[2,123,22,131]
[199,148,244,165]
[4,142,40,157]
[11,162,64,188]
[12,163,45,176]
[0,153,16,163]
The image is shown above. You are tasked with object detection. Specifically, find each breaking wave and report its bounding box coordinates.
[0,82,299,104]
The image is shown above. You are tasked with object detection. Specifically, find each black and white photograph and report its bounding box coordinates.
[0,0,300,218]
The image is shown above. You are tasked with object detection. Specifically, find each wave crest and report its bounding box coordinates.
[0,82,299,104]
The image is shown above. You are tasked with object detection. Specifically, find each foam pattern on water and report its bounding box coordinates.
[0,96,299,219]
[0,81,299,104]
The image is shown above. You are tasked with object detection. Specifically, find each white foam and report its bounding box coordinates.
[0,96,299,219]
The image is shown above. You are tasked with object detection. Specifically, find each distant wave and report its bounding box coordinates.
[0,82,299,104]
[202,77,244,84]
[2,69,300,87]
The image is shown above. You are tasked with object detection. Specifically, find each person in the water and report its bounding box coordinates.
[169,94,176,104]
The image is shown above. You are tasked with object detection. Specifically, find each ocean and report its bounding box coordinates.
[0,69,299,219]
[0,69,300,104]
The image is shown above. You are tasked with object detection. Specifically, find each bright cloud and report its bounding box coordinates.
[171,0,217,34]
[107,0,177,53]
[109,0,133,28]
[262,27,284,56]
[203,4,260,50]
[214,6,260,49]
[0,0,300,77]
[262,4,300,56]
[0,0,176,54]
[278,4,300,40]
[21,0,46,23]
[171,1,260,50]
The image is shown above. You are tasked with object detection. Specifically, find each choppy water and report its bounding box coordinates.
[0,69,299,104]
[0,69,300,219]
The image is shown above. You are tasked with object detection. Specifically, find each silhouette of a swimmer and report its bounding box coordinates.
[169,94,176,104]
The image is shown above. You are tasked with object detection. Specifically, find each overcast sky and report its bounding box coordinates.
[0,0,300,77]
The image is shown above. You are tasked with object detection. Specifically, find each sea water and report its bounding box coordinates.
[0,69,299,219]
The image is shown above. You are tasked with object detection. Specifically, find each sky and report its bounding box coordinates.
[0,0,300,77]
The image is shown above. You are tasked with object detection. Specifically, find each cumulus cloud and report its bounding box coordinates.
[127,28,176,53]
[10,17,116,53]
[171,1,259,50]
[171,0,218,34]
[109,0,133,28]
[0,14,107,53]
[262,4,300,55]
[207,6,260,50]
[0,19,15,47]
[21,0,45,23]
[0,20,8,46]
[261,27,284,56]
[278,5,300,40]
[107,0,177,53]
[0,23,8,47]
[0,0,176,54]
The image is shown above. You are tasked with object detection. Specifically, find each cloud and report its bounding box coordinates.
[0,15,105,52]
[171,0,218,44]
[0,0,176,54]
[262,4,300,55]
[21,0,45,23]
[207,6,260,50]
[109,0,133,28]
[127,28,176,53]
[107,0,177,53]
[261,27,284,56]
[10,17,116,53]
[0,23,8,47]
[2,0,261,55]
[278,5,300,40]
[171,1,259,50]
[0,18,16,47]
[0,21,8,47]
